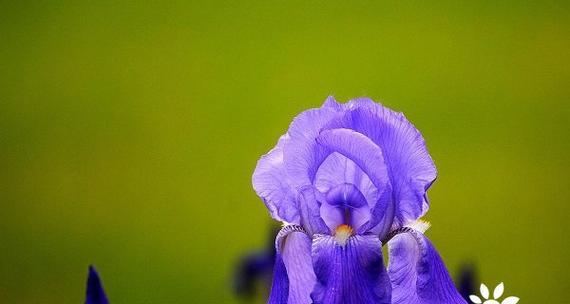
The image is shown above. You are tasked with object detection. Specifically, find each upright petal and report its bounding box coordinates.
[86,266,109,304]
[387,230,466,304]
[349,99,437,226]
[316,128,389,191]
[255,101,346,224]
[269,225,316,304]
[314,152,378,209]
[253,135,300,223]
[311,235,391,304]
[316,128,393,235]
[284,106,346,188]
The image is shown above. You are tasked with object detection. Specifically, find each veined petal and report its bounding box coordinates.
[311,235,391,304]
[349,99,437,226]
[253,134,300,223]
[268,252,289,304]
[387,230,466,304]
[86,266,109,304]
[269,225,316,304]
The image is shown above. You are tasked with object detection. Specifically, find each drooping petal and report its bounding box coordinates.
[387,230,466,304]
[86,266,109,304]
[269,225,316,304]
[268,253,289,304]
[348,98,437,226]
[311,235,391,304]
[253,134,300,223]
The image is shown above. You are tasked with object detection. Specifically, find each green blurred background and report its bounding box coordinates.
[1,1,569,303]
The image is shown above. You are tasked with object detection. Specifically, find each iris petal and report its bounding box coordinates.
[316,128,393,235]
[311,235,391,304]
[387,230,466,304]
[268,253,289,304]
[253,134,300,223]
[284,106,346,189]
[254,100,347,224]
[348,99,437,226]
[316,128,389,191]
[269,225,316,304]
[314,152,378,209]
[298,186,330,235]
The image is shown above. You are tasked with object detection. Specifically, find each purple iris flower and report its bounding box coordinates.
[252,97,466,304]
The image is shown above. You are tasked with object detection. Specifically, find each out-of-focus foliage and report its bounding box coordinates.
[0,1,568,303]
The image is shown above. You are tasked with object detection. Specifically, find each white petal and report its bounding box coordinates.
[493,282,504,299]
[480,283,490,299]
[469,295,482,304]
[502,296,520,304]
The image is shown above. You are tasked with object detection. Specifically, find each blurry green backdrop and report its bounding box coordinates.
[1,1,569,303]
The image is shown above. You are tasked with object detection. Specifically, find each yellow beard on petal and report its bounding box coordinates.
[334,224,354,246]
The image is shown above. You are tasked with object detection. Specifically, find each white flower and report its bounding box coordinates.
[469,282,519,304]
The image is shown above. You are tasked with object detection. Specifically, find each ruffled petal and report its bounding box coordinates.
[322,96,344,111]
[254,96,437,237]
[311,235,391,304]
[253,99,348,225]
[387,230,466,304]
[348,98,437,226]
[253,134,300,223]
[283,107,346,189]
[86,266,109,304]
[269,225,316,304]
